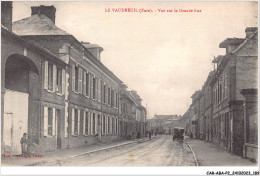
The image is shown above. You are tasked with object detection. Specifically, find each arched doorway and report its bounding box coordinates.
[3,54,40,155]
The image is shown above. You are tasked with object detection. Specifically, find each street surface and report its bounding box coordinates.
[49,135,195,166]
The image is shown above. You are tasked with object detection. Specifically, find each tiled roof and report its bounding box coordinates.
[12,14,70,35]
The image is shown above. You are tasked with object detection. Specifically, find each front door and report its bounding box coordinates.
[3,90,28,155]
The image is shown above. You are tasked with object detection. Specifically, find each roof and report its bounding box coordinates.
[219,38,244,48]
[82,43,104,52]
[2,26,67,66]
[12,14,70,35]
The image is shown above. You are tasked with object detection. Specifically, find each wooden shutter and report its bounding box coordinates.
[98,79,101,102]
[78,68,82,94]
[88,112,91,135]
[64,112,68,137]
[53,65,57,92]
[78,110,80,135]
[43,107,48,136]
[72,64,75,92]
[95,77,98,101]
[87,73,90,97]
[83,71,86,96]
[71,108,74,135]
[62,69,66,95]
[106,86,108,105]
[89,74,92,98]
[44,61,48,89]
[83,111,86,135]
[52,108,56,136]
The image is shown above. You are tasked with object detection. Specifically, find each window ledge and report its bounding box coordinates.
[57,93,63,96]
[46,89,54,93]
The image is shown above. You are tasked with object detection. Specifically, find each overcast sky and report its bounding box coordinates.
[13,1,258,118]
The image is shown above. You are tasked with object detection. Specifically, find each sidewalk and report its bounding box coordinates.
[186,138,257,166]
[2,137,150,166]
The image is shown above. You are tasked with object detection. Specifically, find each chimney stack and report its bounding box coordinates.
[31,5,56,24]
[245,27,258,38]
[1,1,13,31]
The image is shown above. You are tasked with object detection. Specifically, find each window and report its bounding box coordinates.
[85,111,89,135]
[115,92,118,108]
[75,66,79,92]
[71,108,80,135]
[74,109,79,135]
[44,107,57,137]
[111,90,114,107]
[86,72,90,97]
[56,68,62,93]
[93,77,96,99]
[103,84,106,104]
[92,113,95,135]
[48,63,53,90]
[48,108,53,136]
[108,116,110,134]
[102,115,105,134]
[108,87,111,105]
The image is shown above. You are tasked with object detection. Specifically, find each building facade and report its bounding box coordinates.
[2,4,147,154]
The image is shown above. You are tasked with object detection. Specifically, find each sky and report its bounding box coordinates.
[12,1,258,118]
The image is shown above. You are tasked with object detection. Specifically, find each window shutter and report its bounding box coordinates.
[83,71,86,96]
[106,86,108,105]
[44,61,48,90]
[71,108,74,135]
[89,74,92,98]
[83,111,85,135]
[105,116,108,135]
[98,79,101,102]
[65,112,68,137]
[62,69,66,95]
[78,68,82,94]
[88,74,90,97]
[72,64,75,92]
[53,65,57,92]
[43,107,48,136]
[95,114,98,135]
[78,110,80,135]
[114,90,116,108]
[52,108,56,136]
[88,112,91,135]
[95,77,98,101]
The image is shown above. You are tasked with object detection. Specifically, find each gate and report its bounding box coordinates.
[3,90,29,155]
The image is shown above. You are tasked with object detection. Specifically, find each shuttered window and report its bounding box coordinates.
[44,61,48,89]
[52,108,56,136]
[86,73,90,97]
[62,69,66,95]
[56,68,62,93]
[71,108,75,135]
[103,84,106,104]
[83,71,86,96]
[75,66,79,92]
[48,108,53,136]
[53,65,57,92]
[72,64,75,92]
[78,68,82,94]
[43,107,48,136]
[93,77,96,100]
[92,113,95,135]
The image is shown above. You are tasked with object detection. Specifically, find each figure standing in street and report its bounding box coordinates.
[20,133,28,155]
[149,131,151,140]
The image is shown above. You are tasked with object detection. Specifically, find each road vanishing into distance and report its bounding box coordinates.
[48,135,195,166]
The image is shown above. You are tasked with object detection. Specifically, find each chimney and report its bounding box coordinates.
[1,1,13,31]
[245,27,258,38]
[31,5,56,24]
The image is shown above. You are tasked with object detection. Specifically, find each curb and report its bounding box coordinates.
[31,138,151,166]
[184,139,199,166]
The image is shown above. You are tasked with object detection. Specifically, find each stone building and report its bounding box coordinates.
[209,27,258,156]
[11,5,126,150]
[241,89,258,162]
[2,2,67,154]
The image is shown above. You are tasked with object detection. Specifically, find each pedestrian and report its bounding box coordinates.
[149,131,151,140]
[20,133,28,155]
